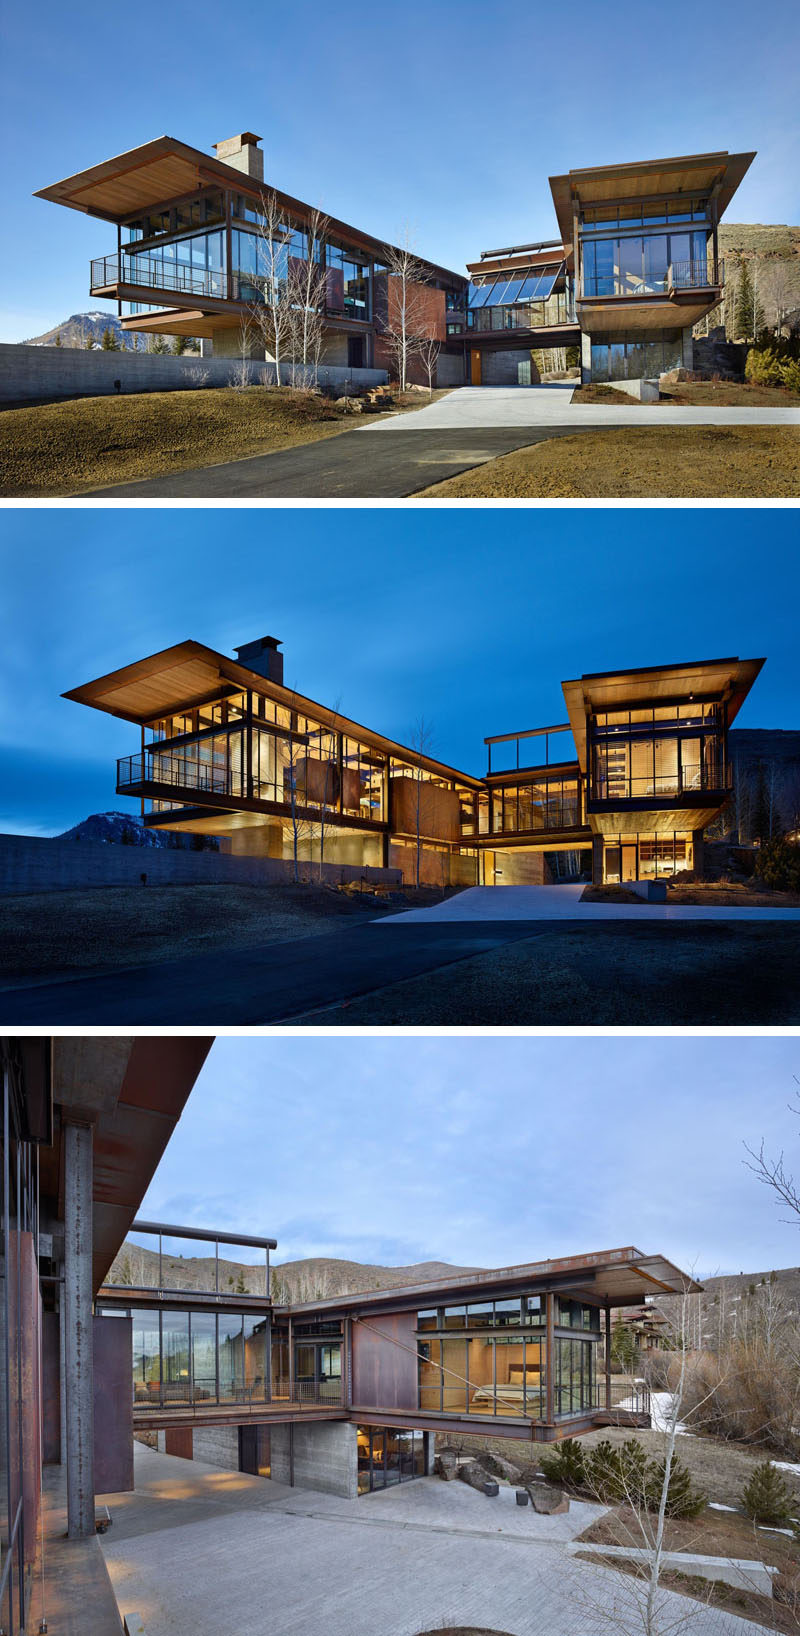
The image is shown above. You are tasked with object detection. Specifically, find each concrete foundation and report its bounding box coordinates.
[186,1426,240,1471]
[0,341,387,404]
[270,1420,358,1499]
[480,349,532,385]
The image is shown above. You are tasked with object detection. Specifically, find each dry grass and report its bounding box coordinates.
[572,380,800,408]
[577,1505,800,1633]
[0,386,354,496]
[582,882,800,908]
[0,382,454,497]
[418,426,800,498]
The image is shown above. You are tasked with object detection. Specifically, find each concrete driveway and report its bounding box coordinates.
[100,1447,767,1636]
[382,884,800,923]
[366,384,800,430]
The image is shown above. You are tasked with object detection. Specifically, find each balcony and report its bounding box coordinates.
[668,259,724,292]
[117,750,243,800]
[90,253,232,303]
[591,766,730,804]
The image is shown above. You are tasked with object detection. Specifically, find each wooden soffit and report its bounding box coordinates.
[562,656,765,770]
[549,150,756,242]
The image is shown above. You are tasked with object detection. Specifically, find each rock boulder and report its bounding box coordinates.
[527,1483,570,1515]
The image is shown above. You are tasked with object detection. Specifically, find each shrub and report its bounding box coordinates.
[539,1438,587,1489]
[645,1455,706,1519]
[756,837,800,892]
[586,1439,649,1505]
[741,1461,794,1525]
[781,358,800,392]
[745,345,783,386]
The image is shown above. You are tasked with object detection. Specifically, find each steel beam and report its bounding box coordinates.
[64,1121,95,1538]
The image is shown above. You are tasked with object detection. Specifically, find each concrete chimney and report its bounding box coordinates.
[213,132,264,182]
[234,636,283,686]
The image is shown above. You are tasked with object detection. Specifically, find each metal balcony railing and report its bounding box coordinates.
[590,1378,652,1418]
[271,1377,344,1407]
[117,751,243,799]
[669,259,724,290]
[90,254,230,301]
[592,766,729,803]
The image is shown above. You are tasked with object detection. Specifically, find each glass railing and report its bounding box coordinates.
[669,260,723,289]
[582,260,723,299]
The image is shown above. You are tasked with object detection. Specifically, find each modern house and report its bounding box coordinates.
[64,638,764,887]
[1,1029,698,1607]
[35,134,754,384]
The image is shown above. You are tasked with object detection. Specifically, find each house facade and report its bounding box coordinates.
[65,639,764,887]
[36,136,754,385]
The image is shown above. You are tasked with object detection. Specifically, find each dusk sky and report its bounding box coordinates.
[1,508,797,838]
[2,0,799,340]
[134,1034,799,1281]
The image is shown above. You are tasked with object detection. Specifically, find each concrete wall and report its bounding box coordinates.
[483,849,551,886]
[270,1420,358,1498]
[0,832,401,895]
[189,1426,240,1472]
[436,350,466,386]
[0,341,387,404]
[480,349,531,385]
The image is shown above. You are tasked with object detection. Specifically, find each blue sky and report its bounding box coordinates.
[2,0,799,340]
[134,1034,799,1279]
[0,507,796,837]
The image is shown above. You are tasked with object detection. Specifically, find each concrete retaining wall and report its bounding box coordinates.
[0,832,401,895]
[0,341,387,405]
[436,350,466,386]
[189,1426,240,1471]
[480,349,531,385]
[270,1420,357,1498]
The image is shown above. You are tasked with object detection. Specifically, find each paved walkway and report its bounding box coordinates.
[382,884,800,924]
[367,384,800,430]
[98,1447,767,1636]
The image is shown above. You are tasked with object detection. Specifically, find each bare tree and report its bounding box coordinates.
[418,333,440,395]
[761,258,800,335]
[744,1087,800,1225]
[246,188,297,387]
[380,230,433,391]
[407,718,435,888]
[288,205,330,386]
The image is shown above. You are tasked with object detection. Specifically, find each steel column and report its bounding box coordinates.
[64,1120,95,1538]
[545,1292,555,1423]
[605,1305,612,1411]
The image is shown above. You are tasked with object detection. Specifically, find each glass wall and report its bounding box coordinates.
[591,703,724,801]
[590,330,684,382]
[357,1427,427,1494]
[603,833,694,883]
[112,1307,270,1408]
[582,229,708,297]
[491,777,580,835]
[416,1296,600,1419]
[123,230,225,299]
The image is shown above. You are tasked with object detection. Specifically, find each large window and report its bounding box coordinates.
[555,1337,595,1415]
[123,230,225,299]
[491,778,580,835]
[121,1309,270,1408]
[325,240,371,320]
[603,833,693,883]
[416,1294,601,1419]
[591,707,724,802]
[590,330,684,382]
[582,229,708,296]
[357,1427,426,1494]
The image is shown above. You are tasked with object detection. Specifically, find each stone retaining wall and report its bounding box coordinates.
[0,832,401,895]
[0,341,387,405]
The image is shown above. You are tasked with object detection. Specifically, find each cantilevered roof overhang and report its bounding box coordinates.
[279,1246,702,1320]
[36,1036,213,1293]
[561,656,765,772]
[34,135,465,287]
[64,640,483,791]
[549,149,756,243]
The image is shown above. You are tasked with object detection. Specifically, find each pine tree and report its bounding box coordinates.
[84,331,95,349]
[235,1271,247,1294]
[646,1454,706,1518]
[101,326,119,351]
[54,333,62,347]
[172,335,189,355]
[735,261,754,340]
[740,1461,793,1525]
[151,335,168,355]
[611,1316,637,1372]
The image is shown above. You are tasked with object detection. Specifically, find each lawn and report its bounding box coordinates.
[290,923,800,1025]
[0,384,448,497]
[418,426,800,498]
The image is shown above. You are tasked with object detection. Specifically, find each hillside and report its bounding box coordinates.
[718,223,800,263]
[728,727,800,768]
[24,311,199,351]
[57,811,220,850]
[108,1242,484,1301]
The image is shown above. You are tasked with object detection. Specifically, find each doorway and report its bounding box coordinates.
[621,842,637,881]
[470,348,482,385]
[348,335,364,369]
[357,1426,428,1494]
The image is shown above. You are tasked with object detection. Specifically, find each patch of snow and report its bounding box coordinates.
[709,1502,738,1512]
[759,1525,796,1537]
[772,1459,800,1476]
[648,1391,689,1434]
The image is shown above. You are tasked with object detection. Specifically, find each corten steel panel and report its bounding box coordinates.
[164,1428,194,1460]
[296,757,339,806]
[351,1312,418,1411]
[390,778,461,843]
[42,1311,61,1464]
[93,1317,134,1494]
